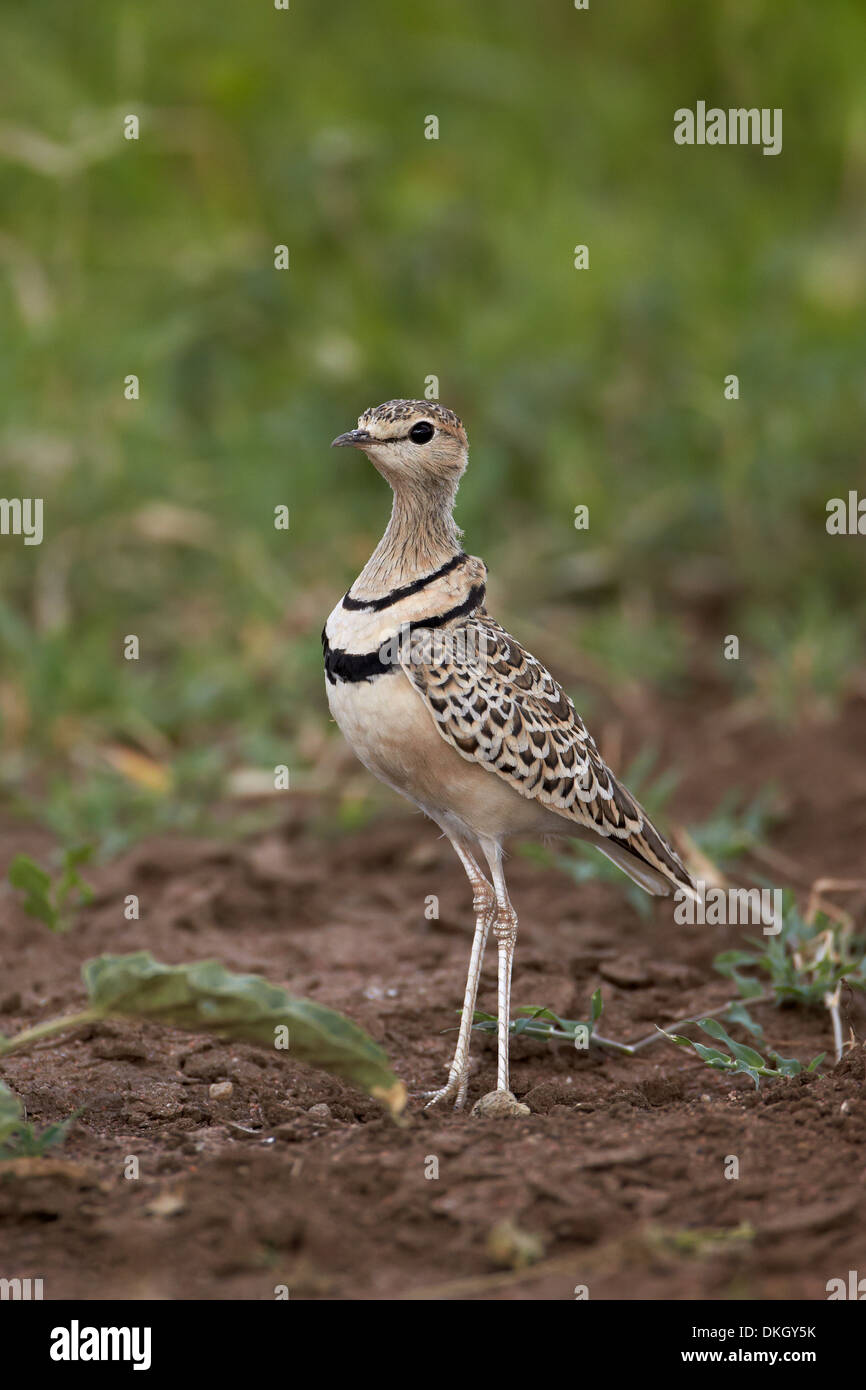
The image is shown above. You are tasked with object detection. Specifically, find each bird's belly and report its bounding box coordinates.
[326,673,549,841]
[326,672,452,795]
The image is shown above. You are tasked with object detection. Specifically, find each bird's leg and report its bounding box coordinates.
[482,840,519,1095]
[495,912,518,1092]
[423,839,494,1110]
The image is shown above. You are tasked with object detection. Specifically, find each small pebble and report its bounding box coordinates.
[209,1081,233,1100]
[307,1103,331,1120]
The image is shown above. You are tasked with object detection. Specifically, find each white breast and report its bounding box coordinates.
[324,647,551,843]
[321,557,552,841]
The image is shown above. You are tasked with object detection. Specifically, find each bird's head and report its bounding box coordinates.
[332,399,468,493]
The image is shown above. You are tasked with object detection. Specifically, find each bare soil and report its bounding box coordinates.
[2,692,866,1300]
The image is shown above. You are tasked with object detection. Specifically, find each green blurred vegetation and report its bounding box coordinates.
[1,1,864,847]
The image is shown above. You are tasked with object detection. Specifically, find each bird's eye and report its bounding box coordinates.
[409,421,435,444]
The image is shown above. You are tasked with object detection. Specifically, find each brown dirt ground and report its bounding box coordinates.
[2,691,866,1301]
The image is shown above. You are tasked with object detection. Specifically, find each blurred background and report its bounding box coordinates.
[1,0,864,855]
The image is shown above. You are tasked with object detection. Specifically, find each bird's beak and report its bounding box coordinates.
[331,428,372,449]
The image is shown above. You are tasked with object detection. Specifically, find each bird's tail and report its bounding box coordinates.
[578,774,701,905]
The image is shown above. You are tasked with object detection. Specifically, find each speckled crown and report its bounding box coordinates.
[359,399,465,435]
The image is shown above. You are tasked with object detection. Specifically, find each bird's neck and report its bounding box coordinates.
[352,481,462,599]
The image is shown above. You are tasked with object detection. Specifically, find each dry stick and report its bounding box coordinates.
[826,985,844,1064]
[402,1250,588,1301]
[805,878,866,927]
[804,879,866,1062]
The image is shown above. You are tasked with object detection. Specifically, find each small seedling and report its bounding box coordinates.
[714,892,866,1006]
[713,888,866,1059]
[7,845,94,933]
[471,989,604,1045]
[478,985,825,1084]
[657,1017,825,1088]
[0,1081,73,1160]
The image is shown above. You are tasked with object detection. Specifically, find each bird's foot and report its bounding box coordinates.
[470,1089,530,1118]
[420,1065,470,1111]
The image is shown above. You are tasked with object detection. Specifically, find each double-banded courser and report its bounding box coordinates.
[324,400,697,1111]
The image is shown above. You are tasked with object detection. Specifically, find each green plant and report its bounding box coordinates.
[0,951,405,1115]
[7,845,94,933]
[714,894,866,1008]
[469,988,772,1059]
[712,893,866,1062]
[471,990,604,1046]
[0,1081,73,1160]
[657,1017,825,1089]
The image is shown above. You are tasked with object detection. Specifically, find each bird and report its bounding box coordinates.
[323,399,698,1112]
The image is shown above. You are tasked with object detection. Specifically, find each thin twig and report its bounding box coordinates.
[825,986,844,1064]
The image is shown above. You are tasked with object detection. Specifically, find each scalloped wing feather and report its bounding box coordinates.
[399,612,696,898]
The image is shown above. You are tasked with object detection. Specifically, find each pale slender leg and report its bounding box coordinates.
[480,839,519,1094]
[423,839,495,1110]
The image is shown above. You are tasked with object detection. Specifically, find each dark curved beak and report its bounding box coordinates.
[331,428,372,449]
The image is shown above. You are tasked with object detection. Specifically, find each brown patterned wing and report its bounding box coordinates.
[400,612,694,894]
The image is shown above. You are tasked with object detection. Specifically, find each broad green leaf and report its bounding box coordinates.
[732,1038,773,1068]
[81,952,405,1113]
